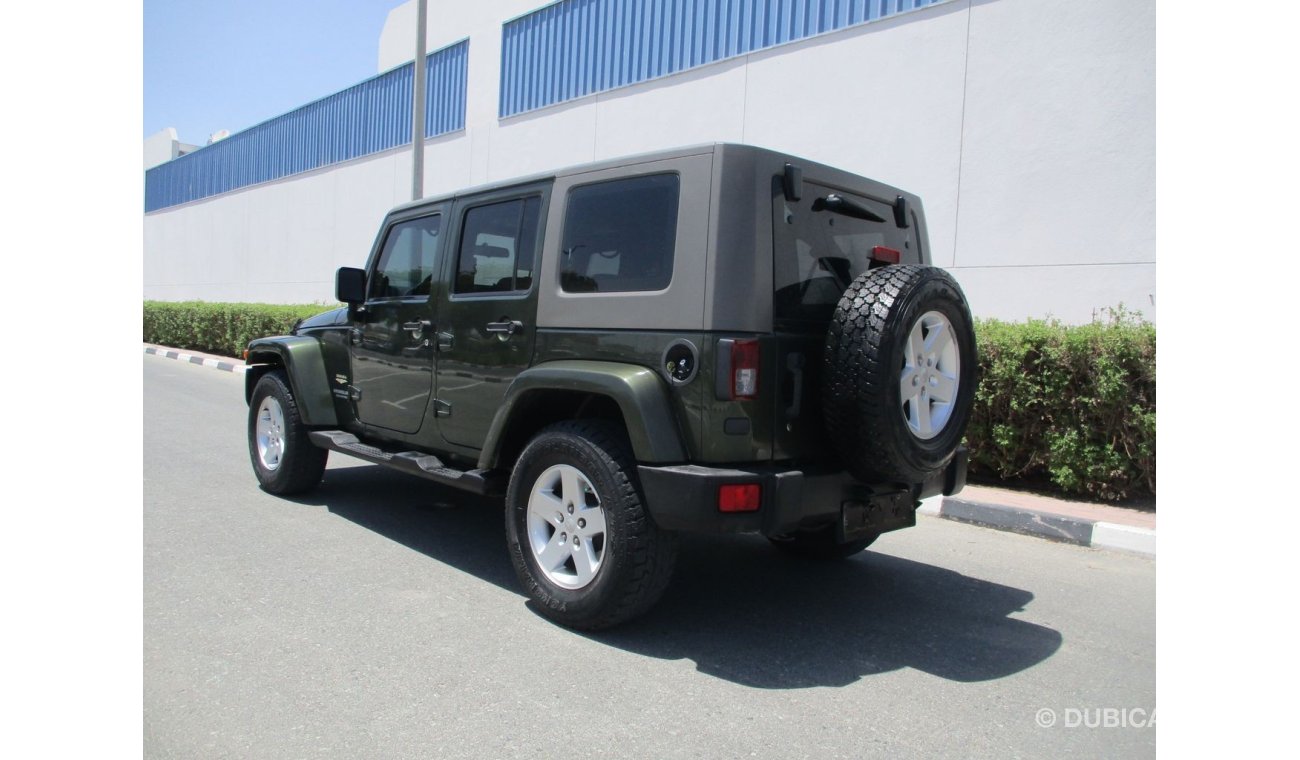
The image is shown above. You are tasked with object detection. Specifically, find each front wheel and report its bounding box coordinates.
[505,421,677,630]
[247,370,328,495]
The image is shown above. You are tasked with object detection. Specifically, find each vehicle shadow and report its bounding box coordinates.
[295,464,1063,689]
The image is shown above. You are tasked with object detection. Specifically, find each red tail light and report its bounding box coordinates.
[731,339,759,399]
[718,484,761,512]
[871,245,901,264]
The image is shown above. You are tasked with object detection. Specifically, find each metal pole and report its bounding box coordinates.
[411,0,428,200]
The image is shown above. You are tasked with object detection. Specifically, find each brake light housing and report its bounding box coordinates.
[871,245,901,264]
[730,339,759,399]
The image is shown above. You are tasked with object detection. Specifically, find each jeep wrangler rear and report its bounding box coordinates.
[244,144,975,629]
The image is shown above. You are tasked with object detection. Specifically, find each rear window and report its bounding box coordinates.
[773,182,909,324]
[560,173,679,293]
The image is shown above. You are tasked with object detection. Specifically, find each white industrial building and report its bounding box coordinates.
[144,0,1155,322]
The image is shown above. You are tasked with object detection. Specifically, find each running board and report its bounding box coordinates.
[308,430,502,496]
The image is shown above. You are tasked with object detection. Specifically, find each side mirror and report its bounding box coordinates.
[336,267,366,304]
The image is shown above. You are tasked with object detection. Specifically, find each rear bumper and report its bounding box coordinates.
[637,447,967,537]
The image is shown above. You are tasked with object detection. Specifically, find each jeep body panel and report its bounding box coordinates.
[479,360,688,469]
[245,336,338,426]
[533,151,713,331]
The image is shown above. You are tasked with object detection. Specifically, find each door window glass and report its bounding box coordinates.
[370,214,442,299]
[454,197,541,294]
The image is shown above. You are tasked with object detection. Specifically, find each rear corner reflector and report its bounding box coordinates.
[718,483,761,512]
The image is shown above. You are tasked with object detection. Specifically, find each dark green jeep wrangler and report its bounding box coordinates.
[245,143,976,629]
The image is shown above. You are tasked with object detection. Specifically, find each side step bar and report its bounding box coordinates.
[308,430,503,496]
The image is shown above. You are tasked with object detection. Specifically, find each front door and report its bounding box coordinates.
[350,211,443,434]
[434,188,547,450]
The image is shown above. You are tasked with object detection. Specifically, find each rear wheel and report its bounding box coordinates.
[823,265,977,484]
[505,420,676,630]
[247,370,328,495]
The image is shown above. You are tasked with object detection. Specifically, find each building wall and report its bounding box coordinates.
[146,0,1155,322]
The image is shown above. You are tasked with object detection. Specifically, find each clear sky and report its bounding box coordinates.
[144,0,403,145]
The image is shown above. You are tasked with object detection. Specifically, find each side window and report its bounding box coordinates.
[370,214,441,299]
[560,174,679,293]
[453,196,541,295]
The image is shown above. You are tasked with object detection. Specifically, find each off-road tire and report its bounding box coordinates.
[769,525,878,560]
[505,420,677,630]
[823,265,977,484]
[247,370,328,495]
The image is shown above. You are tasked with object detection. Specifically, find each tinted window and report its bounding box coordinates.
[560,174,679,293]
[454,197,541,295]
[773,183,908,323]
[370,214,441,299]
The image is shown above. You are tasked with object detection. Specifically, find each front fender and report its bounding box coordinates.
[245,336,338,426]
[480,360,687,468]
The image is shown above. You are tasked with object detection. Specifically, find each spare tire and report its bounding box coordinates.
[823,265,977,484]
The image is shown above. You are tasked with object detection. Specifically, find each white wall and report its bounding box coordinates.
[146,0,1155,322]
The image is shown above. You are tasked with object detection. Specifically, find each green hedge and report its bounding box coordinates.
[967,309,1155,502]
[143,301,1156,502]
[143,301,337,358]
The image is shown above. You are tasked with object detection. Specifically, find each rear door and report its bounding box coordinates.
[770,181,916,459]
[434,184,548,450]
[349,210,444,434]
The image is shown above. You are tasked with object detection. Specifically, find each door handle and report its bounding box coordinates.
[485,320,524,336]
[403,320,433,339]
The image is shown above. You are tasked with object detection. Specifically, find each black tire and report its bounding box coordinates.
[505,420,677,630]
[823,265,977,484]
[769,525,878,560]
[247,370,328,495]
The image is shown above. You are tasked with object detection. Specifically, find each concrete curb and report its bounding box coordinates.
[144,342,1155,557]
[145,345,249,374]
[929,495,1155,557]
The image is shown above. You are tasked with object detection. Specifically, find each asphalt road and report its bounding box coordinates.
[144,355,1156,758]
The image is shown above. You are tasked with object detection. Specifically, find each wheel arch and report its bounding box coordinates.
[244,336,338,426]
[479,361,688,470]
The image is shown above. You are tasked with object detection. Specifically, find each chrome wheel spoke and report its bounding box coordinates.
[577,505,606,537]
[907,320,925,366]
[923,321,952,356]
[536,529,571,572]
[571,540,597,585]
[915,394,932,437]
[899,367,921,403]
[560,468,582,506]
[930,373,957,403]
[531,487,566,526]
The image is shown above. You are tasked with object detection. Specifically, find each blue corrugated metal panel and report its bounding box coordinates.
[145,40,469,212]
[500,0,945,117]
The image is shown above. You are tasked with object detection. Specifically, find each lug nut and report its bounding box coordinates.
[573,536,580,546]
[567,505,574,514]
[560,532,567,542]
[577,518,586,528]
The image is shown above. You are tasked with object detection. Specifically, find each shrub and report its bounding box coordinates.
[143,301,337,358]
[966,308,1155,502]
